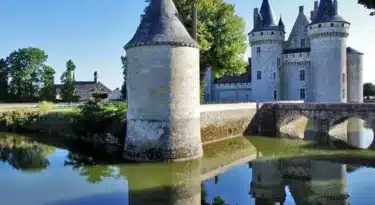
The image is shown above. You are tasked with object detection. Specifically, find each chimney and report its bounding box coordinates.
[333,0,338,15]
[94,71,98,83]
[253,8,259,29]
[299,6,304,13]
[191,3,198,41]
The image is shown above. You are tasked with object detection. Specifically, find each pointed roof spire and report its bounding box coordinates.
[125,0,198,49]
[278,16,285,28]
[311,0,348,24]
[259,0,277,27]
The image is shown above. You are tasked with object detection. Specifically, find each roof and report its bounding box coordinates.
[310,0,348,25]
[347,47,364,55]
[125,0,198,49]
[259,0,277,28]
[286,9,310,49]
[251,0,284,33]
[55,81,112,101]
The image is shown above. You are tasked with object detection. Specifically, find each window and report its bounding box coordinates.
[277,58,281,66]
[257,71,262,80]
[342,73,346,83]
[300,88,306,99]
[260,32,264,35]
[300,70,305,81]
[273,72,276,79]
[331,23,334,27]
[271,31,274,35]
[257,47,261,53]
[342,89,346,99]
[273,90,277,100]
[301,39,305,47]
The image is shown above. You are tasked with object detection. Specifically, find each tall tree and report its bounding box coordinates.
[39,65,56,101]
[121,55,127,100]
[143,0,247,78]
[363,82,375,99]
[6,47,48,102]
[358,0,375,9]
[0,59,9,102]
[60,60,76,102]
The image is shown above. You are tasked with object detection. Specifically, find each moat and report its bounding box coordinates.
[1,125,375,205]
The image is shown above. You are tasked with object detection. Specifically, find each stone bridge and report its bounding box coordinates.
[275,103,375,148]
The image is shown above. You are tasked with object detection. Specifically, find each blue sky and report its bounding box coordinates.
[0,0,374,90]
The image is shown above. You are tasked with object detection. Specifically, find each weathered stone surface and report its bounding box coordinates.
[125,44,202,161]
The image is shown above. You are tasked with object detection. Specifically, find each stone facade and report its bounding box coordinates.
[204,0,364,104]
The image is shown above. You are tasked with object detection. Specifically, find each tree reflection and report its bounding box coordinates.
[64,152,117,184]
[0,134,54,172]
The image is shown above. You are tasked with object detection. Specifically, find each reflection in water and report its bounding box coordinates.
[1,133,375,205]
[251,157,349,205]
[0,134,54,172]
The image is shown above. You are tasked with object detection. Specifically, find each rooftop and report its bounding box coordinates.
[125,0,198,49]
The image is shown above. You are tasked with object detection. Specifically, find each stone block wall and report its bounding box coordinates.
[200,103,280,143]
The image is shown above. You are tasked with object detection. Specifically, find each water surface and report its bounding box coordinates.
[0,130,375,205]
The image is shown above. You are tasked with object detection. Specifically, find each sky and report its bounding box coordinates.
[0,0,374,90]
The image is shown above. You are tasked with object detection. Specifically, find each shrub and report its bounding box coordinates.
[74,101,127,143]
[39,101,54,115]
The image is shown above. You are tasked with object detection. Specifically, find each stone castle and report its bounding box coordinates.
[204,0,364,103]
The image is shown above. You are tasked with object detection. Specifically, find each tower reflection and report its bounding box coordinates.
[250,157,349,205]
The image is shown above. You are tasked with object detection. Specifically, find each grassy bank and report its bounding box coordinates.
[0,101,127,145]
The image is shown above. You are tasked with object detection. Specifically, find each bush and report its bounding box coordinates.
[74,100,127,143]
[39,101,54,115]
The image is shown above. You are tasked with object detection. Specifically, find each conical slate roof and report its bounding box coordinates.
[125,0,198,49]
[278,16,285,28]
[311,0,348,24]
[287,10,310,48]
[259,0,277,28]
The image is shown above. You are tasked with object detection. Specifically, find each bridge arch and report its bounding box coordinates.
[329,113,375,149]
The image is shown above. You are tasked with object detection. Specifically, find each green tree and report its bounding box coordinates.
[358,0,375,9]
[212,196,229,205]
[363,82,375,99]
[143,0,247,78]
[60,59,76,102]
[0,59,9,102]
[39,65,56,101]
[121,55,127,100]
[6,47,48,102]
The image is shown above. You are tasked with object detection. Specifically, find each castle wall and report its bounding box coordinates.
[210,83,251,103]
[126,44,202,160]
[249,30,285,102]
[347,53,364,103]
[282,52,311,101]
[308,22,350,103]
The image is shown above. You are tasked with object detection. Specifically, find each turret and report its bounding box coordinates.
[307,0,350,102]
[347,47,364,103]
[249,0,285,102]
[250,158,286,204]
[124,0,203,161]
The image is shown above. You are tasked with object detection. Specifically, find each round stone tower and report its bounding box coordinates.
[307,0,350,103]
[347,47,364,103]
[249,0,285,102]
[124,0,202,161]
